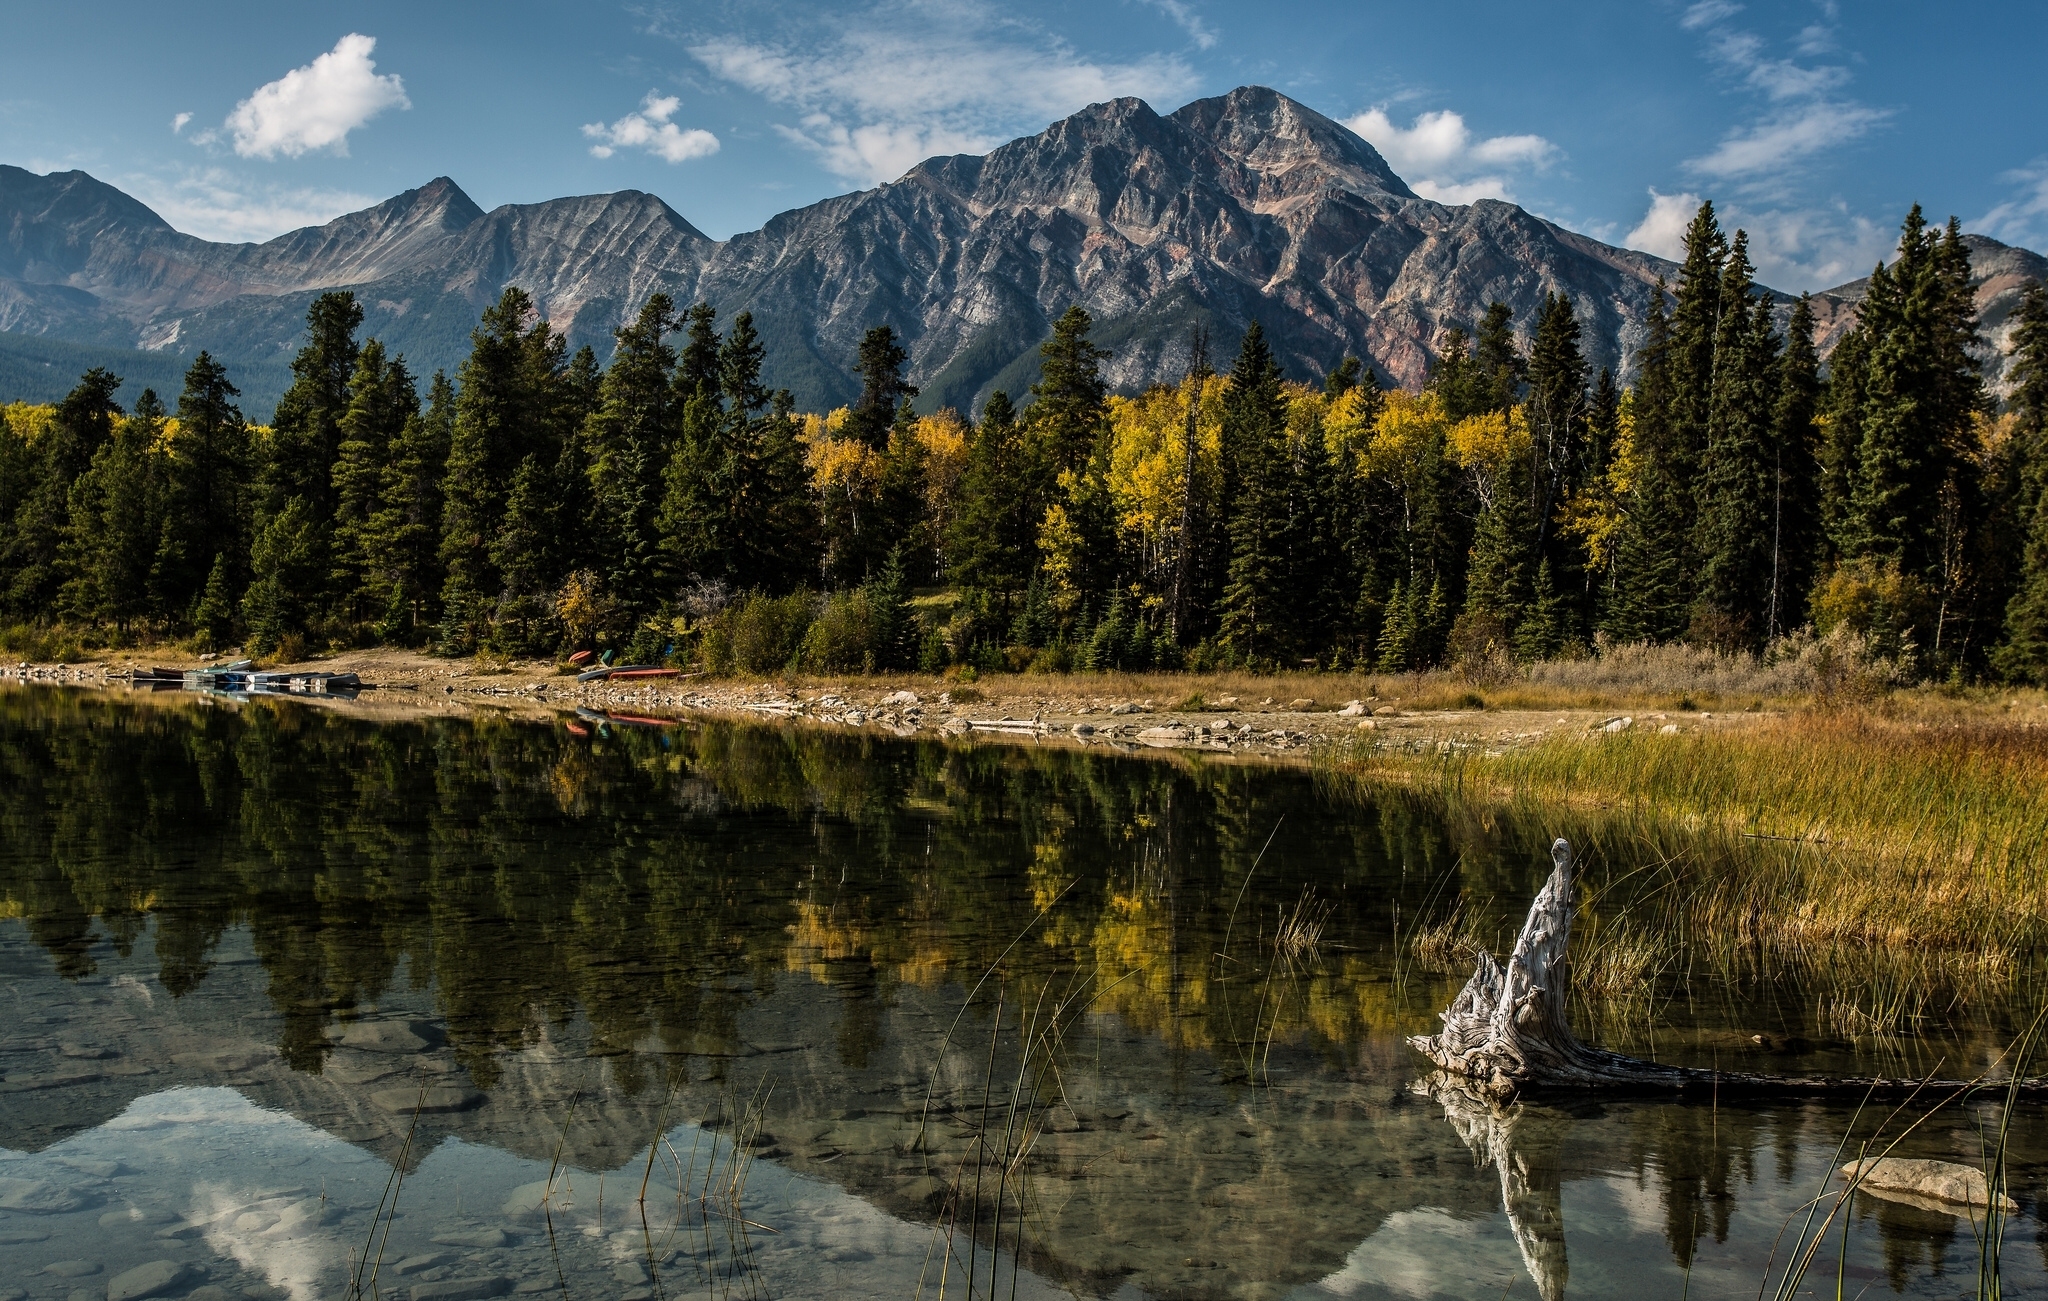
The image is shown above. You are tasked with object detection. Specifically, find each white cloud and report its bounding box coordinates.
[1972,159,2048,252]
[1687,100,1887,180]
[171,112,193,135]
[1137,0,1217,49]
[122,168,378,243]
[1624,188,1703,260]
[1625,187,1893,291]
[1681,1,1743,31]
[1344,107,1558,204]
[1677,7,1887,185]
[685,0,1198,185]
[223,33,410,160]
[583,93,720,163]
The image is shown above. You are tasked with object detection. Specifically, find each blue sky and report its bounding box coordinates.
[3,0,2043,292]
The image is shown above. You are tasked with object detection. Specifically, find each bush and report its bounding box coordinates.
[800,588,894,673]
[702,590,814,674]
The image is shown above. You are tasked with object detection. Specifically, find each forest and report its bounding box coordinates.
[4,199,2047,684]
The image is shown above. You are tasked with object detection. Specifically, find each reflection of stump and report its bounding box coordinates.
[1422,1075,1569,1301]
[1408,839,2047,1101]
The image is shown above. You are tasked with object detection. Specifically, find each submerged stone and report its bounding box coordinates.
[408,1278,510,1301]
[0,1176,91,1212]
[105,1260,192,1301]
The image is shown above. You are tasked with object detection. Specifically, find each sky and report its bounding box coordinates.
[2,0,2044,293]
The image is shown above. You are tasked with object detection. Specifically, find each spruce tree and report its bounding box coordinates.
[329,340,417,624]
[1768,295,1823,639]
[1473,302,1524,414]
[161,353,249,621]
[589,294,681,604]
[5,368,122,616]
[949,390,1035,596]
[1028,306,1111,477]
[1525,294,1590,634]
[847,326,916,450]
[1995,281,2048,680]
[262,292,363,523]
[241,496,319,655]
[1694,231,1778,646]
[365,372,453,641]
[1218,324,1291,664]
[1606,285,1691,642]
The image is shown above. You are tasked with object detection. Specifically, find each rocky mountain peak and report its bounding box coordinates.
[1171,85,1414,202]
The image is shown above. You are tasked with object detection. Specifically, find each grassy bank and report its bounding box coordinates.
[1324,707,2048,1016]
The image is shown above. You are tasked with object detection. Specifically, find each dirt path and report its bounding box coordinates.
[9,649,1774,763]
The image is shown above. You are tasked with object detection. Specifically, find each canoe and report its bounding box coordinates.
[606,712,673,727]
[568,650,596,666]
[565,722,591,737]
[575,666,614,682]
[608,666,678,680]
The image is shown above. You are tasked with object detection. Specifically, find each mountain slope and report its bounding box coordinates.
[0,89,2040,413]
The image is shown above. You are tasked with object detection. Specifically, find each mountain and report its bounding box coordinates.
[1,87,2041,416]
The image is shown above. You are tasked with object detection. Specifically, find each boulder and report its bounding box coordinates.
[1285,698,1314,711]
[0,1177,90,1213]
[105,1261,191,1301]
[1841,1158,2017,1213]
[881,690,920,706]
[1135,726,1191,747]
[432,1227,508,1248]
[1337,701,1370,717]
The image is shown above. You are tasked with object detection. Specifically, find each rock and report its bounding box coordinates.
[99,1208,173,1228]
[0,1286,23,1301]
[0,1229,50,1244]
[431,1228,507,1248]
[409,1279,510,1301]
[184,1289,232,1301]
[940,717,972,735]
[1211,695,1239,708]
[501,1176,574,1221]
[1337,701,1370,716]
[1070,723,1095,736]
[1600,716,1633,732]
[1285,698,1314,711]
[1356,720,1377,731]
[1841,1158,2018,1212]
[394,1254,453,1275]
[0,1177,90,1213]
[1659,723,1680,734]
[613,1261,650,1285]
[1108,703,1139,715]
[512,1284,553,1296]
[261,1198,341,1238]
[880,690,919,706]
[58,1044,115,1059]
[338,1020,435,1053]
[105,1260,191,1301]
[43,1261,101,1277]
[1135,726,1190,747]
[369,1086,482,1114]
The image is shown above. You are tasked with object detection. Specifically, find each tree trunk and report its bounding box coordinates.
[1408,838,2048,1101]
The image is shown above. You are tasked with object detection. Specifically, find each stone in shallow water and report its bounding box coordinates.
[184,1288,232,1301]
[99,1208,175,1229]
[106,1260,192,1301]
[0,1229,50,1243]
[0,1177,91,1213]
[431,1228,506,1248]
[43,1261,102,1277]
[339,1021,436,1053]
[1841,1157,2019,1212]
[408,1278,510,1301]
[52,1156,123,1177]
[370,1086,482,1114]
[394,1254,453,1275]
[612,1260,649,1284]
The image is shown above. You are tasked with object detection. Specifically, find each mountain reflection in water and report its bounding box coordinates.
[0,686,2041,1300]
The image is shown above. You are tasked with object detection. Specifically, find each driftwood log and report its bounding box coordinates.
[1408,838,2048,1101]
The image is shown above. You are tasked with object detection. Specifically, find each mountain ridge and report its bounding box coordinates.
[0,86,2039,416]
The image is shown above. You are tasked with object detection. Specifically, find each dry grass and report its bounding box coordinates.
[1332,707,2048,990]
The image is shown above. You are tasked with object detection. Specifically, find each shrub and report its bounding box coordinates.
[703,590,814,674]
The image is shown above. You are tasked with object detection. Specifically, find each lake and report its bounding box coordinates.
[0,686,2039,1301]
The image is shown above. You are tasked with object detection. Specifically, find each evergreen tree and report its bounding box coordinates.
[1606,285,1691,642]
[328,340,417,623]
[1473,302,1525,414]
[191,552,236,652]
[1767,295,1823,639]
[1525,293,1590,631]
[1027,306,1111,477]
[1995,281,2048,680]
[262,292,362,520]
[1514,559,1569,661]
[1324,355,1363,397]
[58,389,166,629]
[161,353,249,621]
[365,372,453,642]
[1693,232,1779,646]
[241,496,320,655]
[847,326,916,450]
[743,390,820,592]
[1218,324,1292,663]
[589,294,681,604]
[5,368,122,616]
[949,390,1035,595]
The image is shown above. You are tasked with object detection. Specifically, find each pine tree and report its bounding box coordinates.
[1693,231,1779,647]
[1768,295,1823,639]
[1028,306,1111,477]
[261,292,363,523]
[1525,293,1590,633]
[364,372,453,642]
[1606,285,1691,642]
[589,294,681,604]
[1669,202,1727,482]
[1995,281,2048,680]
[949,390,1035,595]
[191,552,236,652]
[58,389,167,629]
[241,496,319,655]
[5,368,122,616]
[1473,302,1524,414]
[1514,559,1569,661]
[161,353,249,621]
[847,326,917,451]
[743,389,820,592]
[329,340,417,623]
[1218,324,1291,664]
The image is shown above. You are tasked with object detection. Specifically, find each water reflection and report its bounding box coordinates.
[0,686,2042,1299]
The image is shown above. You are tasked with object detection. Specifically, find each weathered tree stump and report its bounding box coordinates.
[1408,838,2048,1101]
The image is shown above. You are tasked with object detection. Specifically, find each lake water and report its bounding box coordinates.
[0,686,2040,1301]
